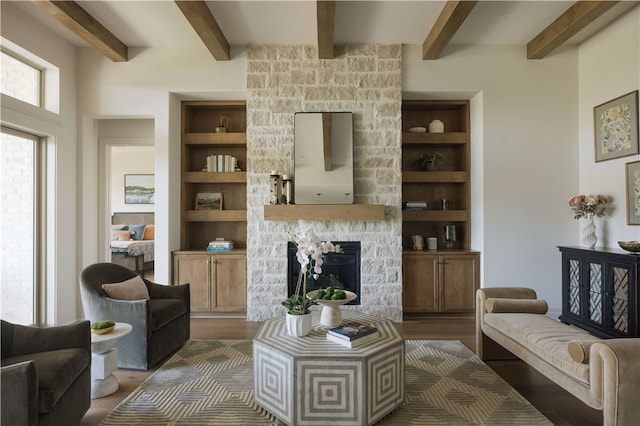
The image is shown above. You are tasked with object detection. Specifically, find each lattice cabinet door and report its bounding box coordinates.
[605,261,636,337]
[586,261,604,327]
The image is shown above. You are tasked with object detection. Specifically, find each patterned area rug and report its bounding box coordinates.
[100,339,551,425]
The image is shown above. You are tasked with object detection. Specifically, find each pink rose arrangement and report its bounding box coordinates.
[568,194,612,219]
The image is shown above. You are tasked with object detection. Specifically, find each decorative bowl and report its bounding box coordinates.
[91,325,115,335]
[618,241,640,253]
[408,126,427,133]
[307,289,357,306]
[307,290,357,327]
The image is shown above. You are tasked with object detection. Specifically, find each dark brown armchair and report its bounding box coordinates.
[1,320,91,426]
[80,262,190,370]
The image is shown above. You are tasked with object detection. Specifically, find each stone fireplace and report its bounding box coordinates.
[245,44,403,322]
[288,241,361,305]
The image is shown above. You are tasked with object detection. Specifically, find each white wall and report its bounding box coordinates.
[1,2,79,325]
[403,44,579,309]
[578,6,640,244]
[77,46,247,283]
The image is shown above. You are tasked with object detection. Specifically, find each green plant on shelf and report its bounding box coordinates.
[418,152,443,171]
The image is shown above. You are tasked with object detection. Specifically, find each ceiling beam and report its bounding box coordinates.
[33,1,128,62]
[527,1,619,59]
[175,1,230,61]
[317,1,335,59]
[422,1,477,60]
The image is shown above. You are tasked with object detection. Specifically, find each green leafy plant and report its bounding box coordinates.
[418,152,444,170]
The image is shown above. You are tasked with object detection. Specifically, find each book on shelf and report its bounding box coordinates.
[404,201,427,210]
[207,239,233,250]
[326,331,379,348]
[206,154,238,172]
[327,322,378,341]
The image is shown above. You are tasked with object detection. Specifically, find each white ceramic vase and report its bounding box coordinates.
[428,119,444,133]
[580,216,597,248]
[285,312,312,337]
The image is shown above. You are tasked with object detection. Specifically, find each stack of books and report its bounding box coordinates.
[404,201,427,211]
[326,322,379,348]
[206,239,233,251]
[206,155,238,172]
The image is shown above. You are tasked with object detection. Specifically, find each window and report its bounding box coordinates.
[0,50,42,107]
[0,127,42,324]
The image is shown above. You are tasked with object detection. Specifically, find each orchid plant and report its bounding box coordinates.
[568,194,612,219]
[282,220,342,315]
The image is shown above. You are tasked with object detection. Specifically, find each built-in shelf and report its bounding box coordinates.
[183,210,247,222]
[401,132,468,144]
[263,204,386,221]
[183,132,247,145]
[402,171,467,183]
[402,210,468,222]
[183,171,247,183]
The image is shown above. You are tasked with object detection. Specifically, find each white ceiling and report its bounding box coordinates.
[9,1,639,53]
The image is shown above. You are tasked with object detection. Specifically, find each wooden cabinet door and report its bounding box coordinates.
[402,254,438,312]
[174,254,211,312]
[440,253,479,312]
[213,255,247,312]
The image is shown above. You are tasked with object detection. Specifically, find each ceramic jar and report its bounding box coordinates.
[429,119,444,133]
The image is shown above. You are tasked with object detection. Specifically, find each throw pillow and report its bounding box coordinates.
[142,224,155,240]
[485,298,548,314]
[129,224,146,241]
[102,275,150,300]
[567,339,601,364]
[112,230,133,241]
[112,224,128,230]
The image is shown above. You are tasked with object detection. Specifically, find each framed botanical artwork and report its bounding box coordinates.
[594,90,639,162]
[195,192,223,210]
[626,160,640,225]
[124,174,155,204]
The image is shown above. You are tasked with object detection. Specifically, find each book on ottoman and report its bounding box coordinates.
[326,331,379,348]
[327,322,378,341]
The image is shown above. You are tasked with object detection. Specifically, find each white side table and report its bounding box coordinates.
[90,322,132,399]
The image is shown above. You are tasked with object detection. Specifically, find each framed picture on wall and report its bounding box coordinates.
[195,192,223,210]
[594,90,639,162]
[124,174,155,204]
[626,160,640,225]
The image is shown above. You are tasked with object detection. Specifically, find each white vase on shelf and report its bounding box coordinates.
[580,216,597,248]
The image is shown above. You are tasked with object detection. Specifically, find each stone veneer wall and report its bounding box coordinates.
[245,45,403,322]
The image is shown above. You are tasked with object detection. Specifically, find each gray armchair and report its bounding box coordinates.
[1,320,91,426]
[80,262,190,370]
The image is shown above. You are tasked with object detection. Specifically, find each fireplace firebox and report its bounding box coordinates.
[287,241,361,305]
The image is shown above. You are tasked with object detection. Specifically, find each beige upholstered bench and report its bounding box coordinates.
[476,287,640,426]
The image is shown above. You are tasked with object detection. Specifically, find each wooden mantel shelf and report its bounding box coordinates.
[263,204,386,221]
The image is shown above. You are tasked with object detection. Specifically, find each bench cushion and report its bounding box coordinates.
[484,313,596,383]
[1,348,89,413]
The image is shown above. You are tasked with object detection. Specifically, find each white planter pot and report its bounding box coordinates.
[286,312,312,337]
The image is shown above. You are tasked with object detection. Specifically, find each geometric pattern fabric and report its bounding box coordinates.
[253,312,405,425]
[100,339,551,425]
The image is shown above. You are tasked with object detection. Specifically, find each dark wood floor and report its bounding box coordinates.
[80,315,602,426]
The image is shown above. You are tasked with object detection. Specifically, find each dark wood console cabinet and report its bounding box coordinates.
[559,246,639,338]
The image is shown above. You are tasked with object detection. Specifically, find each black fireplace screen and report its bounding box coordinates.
[287,241,361,305]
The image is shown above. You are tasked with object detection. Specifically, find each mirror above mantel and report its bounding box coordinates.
[263,111,385,221]
[294,112,353,204]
